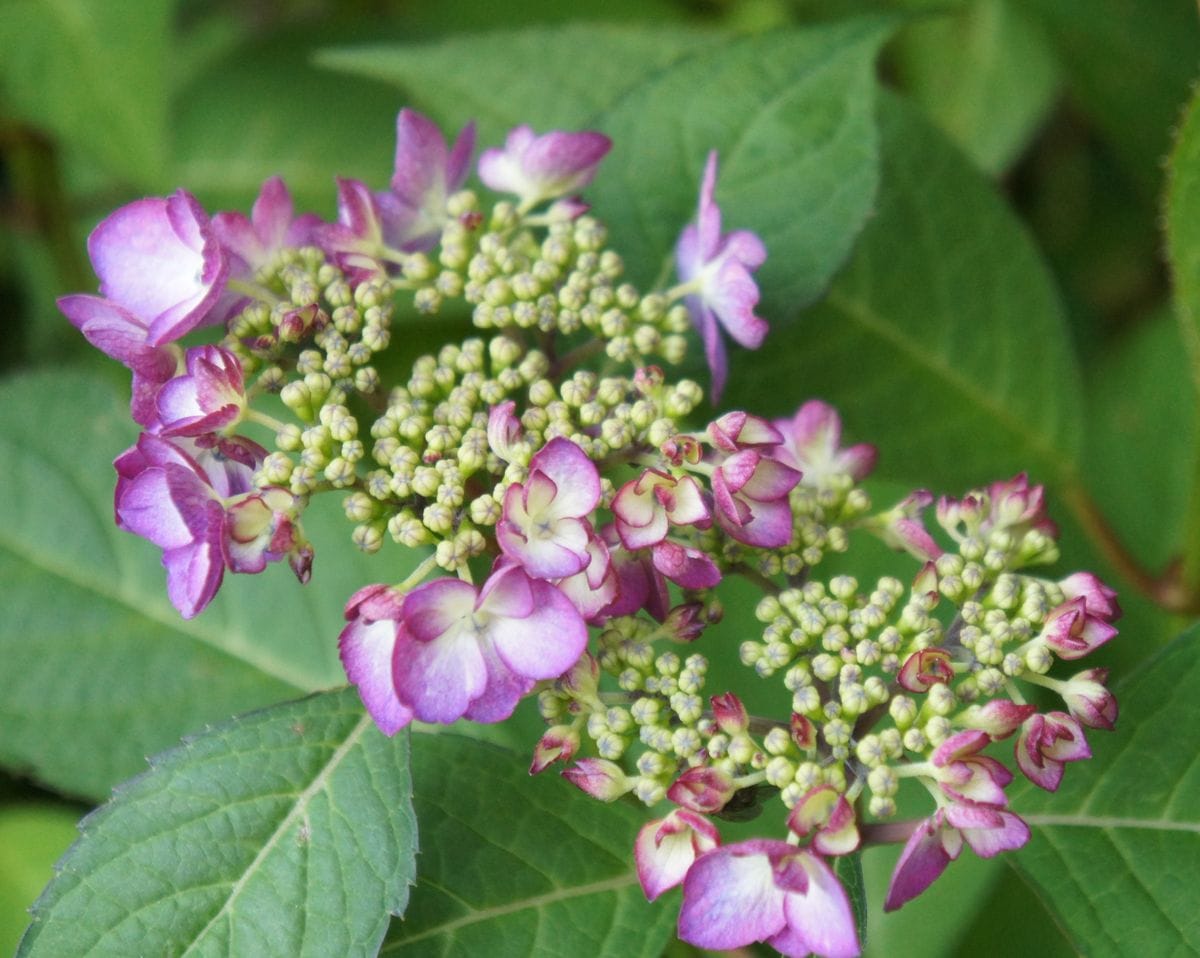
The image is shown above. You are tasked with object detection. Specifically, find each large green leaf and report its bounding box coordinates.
[588,18,891,319]
[726,91,1084,490]
[0,0,171,186]
[890,0,1060,174]
[18,689,415,957]
[1166,86,1200,397]
[0,370,389,800]
[1015,0,1200,195]
[1012,628,1200,956]
[315,23,726,148]
[383,733,676,957]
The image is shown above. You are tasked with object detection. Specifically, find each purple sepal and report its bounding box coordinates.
[88,189,228,346]
[679,840,859,958]
[635,809,720,901]
[674,152,768,401]
[478,125,611,207]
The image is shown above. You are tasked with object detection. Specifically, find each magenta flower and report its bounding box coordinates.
[553,534,619,623]
[86,189,229,346]
[596,526,671,621]
[478,125,611,209]
[679,840,860,958]
[1015,711,1091,791]
[341,562,586,730]
[212,176,320,279]
[648,539,722,590]
[1038,596,1119,660]
[336,585,413,736]
[317,177,396,283]
[1060,668,1118,730]
[773,401,877,486]
[497,437,601,579]
[58,294,181,426]
[114,432,307,618]
[387,107,476,248]
[787,786,861,857]
[635,809,720,902]
[929,729,1013,807]
[711,448,801,549]
[707,411,784,453]
[153,345,246,436]
[675,152,768,401]
[939,473,1058,542]
[612,468,710,550]
[884,802,1030,911]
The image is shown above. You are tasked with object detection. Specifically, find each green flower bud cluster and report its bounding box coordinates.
[436,201,693,368]
[217,196,707,571]
[736,502,1069,820]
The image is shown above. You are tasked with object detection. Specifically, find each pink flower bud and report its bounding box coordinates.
[1039,597,1118,660]
[790,713,816,750]
[667,766,737,814]
[530,725,581,774]
[562,758,632,801]
[710,692,749,735]
[1060,667,1118,730]
[958,699,1038,739]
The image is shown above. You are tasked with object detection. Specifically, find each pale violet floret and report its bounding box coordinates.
[675,152,767,401]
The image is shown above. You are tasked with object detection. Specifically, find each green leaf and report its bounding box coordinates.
[0,804,80,956]
[0,370,390,800]
[1166,86,1200,397]
[588,18,892,318]
[382,733,676,957]
[315,23,726,148]
[1082,309,1197,572]
[726,90,1085,490]
[0,0,171,186]
[890,0,1060,174]
[172,29,402,214]
[1015,0,1200,194]
[1012,627,1200,957]
[18,689,414,958]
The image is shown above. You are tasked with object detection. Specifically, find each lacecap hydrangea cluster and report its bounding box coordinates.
[61,107,1120,958]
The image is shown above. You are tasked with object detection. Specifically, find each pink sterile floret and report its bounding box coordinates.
[87,189,229,347]
[339,562,587,734]
[679,840,860,958]
[675,152,768,401]
[773,400,877,486]
[478,125,611,208]
[884,802,1030,912]
[496,437,601,579]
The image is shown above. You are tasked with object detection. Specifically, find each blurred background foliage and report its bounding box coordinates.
[1,0,1197,955]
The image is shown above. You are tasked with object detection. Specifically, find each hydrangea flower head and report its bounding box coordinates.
[675,151,767,401]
